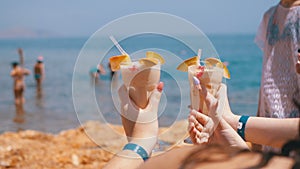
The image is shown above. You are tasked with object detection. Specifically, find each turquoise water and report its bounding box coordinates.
[0,34,262,133]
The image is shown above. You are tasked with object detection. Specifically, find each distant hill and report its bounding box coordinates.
[0,28,61,39]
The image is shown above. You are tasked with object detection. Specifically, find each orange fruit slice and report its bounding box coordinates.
[139,57,159,67]
[146,51,165,64]
[176,56,199,72]
[109,55,131,71]
[222,64,231,79]
[205,58,222,67]
[205,57,230,79]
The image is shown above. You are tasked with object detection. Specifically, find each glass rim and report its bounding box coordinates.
[119,59,161,67]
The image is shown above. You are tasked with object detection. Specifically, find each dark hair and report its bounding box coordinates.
[179,144,250,169]
[180,140,300,169]
[37,60,43,64]
[11,61,19,67]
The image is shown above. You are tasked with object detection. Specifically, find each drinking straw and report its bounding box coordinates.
[109,36,128,56]
[197,49,202,65]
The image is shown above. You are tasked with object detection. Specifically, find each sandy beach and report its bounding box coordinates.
[0,120,188,169]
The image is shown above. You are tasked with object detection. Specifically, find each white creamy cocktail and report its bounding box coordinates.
[177,50,230,115]
[120,59,161,108]
[110,51,164,109]
[188,63,224,114]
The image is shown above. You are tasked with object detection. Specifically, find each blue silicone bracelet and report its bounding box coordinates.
[123,143,149,161]
[237,115,250,141]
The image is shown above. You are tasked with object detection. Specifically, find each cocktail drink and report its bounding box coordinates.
[188,63,223,114]
[120,59,161,108]
[110,51,165,109]
[177,51,230,115]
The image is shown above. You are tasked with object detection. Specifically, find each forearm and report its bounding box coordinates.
[213,118,249,149]
[104,139,155,169]
[227,115,299,148]
[245,117,299,148]
[104,150,143,169]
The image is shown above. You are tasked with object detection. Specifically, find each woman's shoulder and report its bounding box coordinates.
[263,5,277,18]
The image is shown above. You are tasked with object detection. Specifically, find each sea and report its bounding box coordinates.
[0,34,263,134]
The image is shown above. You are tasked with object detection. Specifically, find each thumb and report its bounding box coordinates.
[144,82,163,111]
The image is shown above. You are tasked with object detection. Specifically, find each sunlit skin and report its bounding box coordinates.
[10,63,30,105]
[34,60,45,88]
[280,0,300,7]
[104,82,298,169]
[296,52,300,74]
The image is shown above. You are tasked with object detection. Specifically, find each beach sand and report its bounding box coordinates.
[0,120,188,169]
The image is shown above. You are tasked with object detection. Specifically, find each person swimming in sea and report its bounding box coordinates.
[34,56,45,89]
[89,64,106,84]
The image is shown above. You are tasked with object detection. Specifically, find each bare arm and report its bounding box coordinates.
[296,52,300,74]
[18,48,24,67]
[23,68,31,75]
[190,83,299,148]
[217,84,299,148]
[104,147,145,169]
[240,117,299,148]
[104,83,163,169]
[10,70,16,77]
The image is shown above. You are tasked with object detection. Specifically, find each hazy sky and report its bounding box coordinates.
[1,0,278,37]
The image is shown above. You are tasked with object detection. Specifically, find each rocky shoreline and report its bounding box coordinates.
[0,120,188,169]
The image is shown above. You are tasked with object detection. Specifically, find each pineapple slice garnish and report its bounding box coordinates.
[176,56,199,72]
[109,54,131,71]
[177,56,231,79]
[139,57,160,67]
[205,58,230,79]
[146,51,165,64]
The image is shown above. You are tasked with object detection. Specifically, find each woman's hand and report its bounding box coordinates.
[188,82,248,149]
[118,82,163,154]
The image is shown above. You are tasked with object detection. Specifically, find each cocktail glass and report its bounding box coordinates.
[188,62,224,115]
[120,60,161,109]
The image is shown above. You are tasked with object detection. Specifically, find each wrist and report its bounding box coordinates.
[223,113,240,131]
[129,137,157,156]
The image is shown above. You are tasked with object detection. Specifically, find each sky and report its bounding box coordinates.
[0,0,279,37]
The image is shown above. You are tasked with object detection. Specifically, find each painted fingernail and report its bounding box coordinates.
[157,82,164,92]
[193,76,200,85]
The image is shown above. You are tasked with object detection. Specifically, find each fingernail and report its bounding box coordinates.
[189,126,194,132]
[191,109,197,114]
[193,76,200,85]
[157,82,164,92]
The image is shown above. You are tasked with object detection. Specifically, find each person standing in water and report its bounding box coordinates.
[34,56,45,89]
[10,61,30,106]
